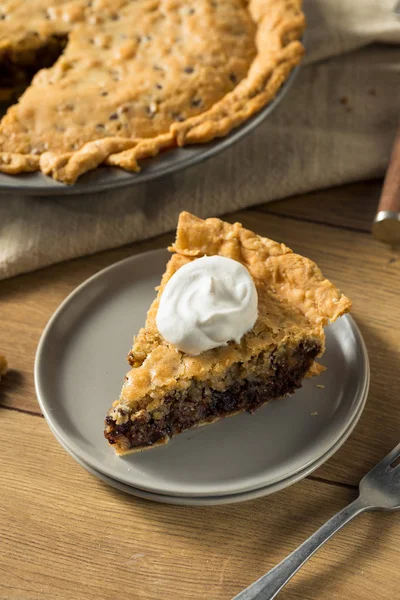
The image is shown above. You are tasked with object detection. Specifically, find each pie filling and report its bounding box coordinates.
[0,34,67,93]
[104,339,321,453]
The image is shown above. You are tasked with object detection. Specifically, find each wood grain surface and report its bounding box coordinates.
[258,180,382,232]
[1,181,399,600]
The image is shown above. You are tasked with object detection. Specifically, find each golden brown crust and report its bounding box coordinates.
[0,0,305,183]
[0,153,40,173]
[108,212,350,424]
[306,361,326,378]
[171,212,352,326]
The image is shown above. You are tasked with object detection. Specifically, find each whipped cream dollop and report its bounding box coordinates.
[156,255,258,355]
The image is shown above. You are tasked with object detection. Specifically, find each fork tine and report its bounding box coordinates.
[370,443,400,471]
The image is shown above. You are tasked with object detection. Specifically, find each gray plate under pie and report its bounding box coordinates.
[48,394,366,506]
[0,66,299,196]
[35,249,369,498]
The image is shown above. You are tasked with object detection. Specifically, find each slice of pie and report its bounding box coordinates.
[0,0,305,183]
[104,211,351,455]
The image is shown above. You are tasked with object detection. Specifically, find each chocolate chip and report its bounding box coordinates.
[229,73,237,84]
[184,67,194,74]
[110,13,119,20]
[191,98,202,107]
[172,112,184,122]
[100,90,108,96]
[188,8,195,14]
[109,113,118,120]
[155,83,163,90]
[95,123,105,130]
[58,102,74,112]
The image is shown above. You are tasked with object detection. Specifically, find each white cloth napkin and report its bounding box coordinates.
[1,0,399,280]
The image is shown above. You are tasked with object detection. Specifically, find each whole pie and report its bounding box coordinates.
[0,0,305,183]
[104,212,351,455]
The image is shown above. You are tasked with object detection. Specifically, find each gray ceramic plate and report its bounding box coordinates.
[48,390,367,506]
[35,249,369,498]
[0,65,299,197]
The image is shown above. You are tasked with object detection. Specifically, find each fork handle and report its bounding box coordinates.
[232,496,368,600]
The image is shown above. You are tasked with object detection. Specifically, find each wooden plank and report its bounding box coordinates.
[1,208,399,487]
[256,180,381,232]
[1,410,399,600]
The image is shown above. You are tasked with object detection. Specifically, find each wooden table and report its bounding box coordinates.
[1,180,399,600]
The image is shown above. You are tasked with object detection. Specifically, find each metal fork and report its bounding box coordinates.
[232,443,400,600]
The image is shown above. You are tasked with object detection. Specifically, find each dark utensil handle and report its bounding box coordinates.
[372,129,400,245]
